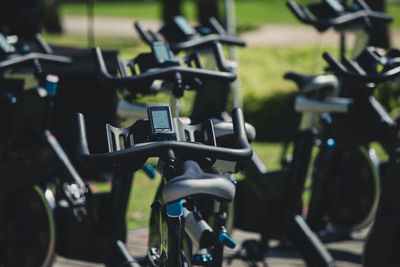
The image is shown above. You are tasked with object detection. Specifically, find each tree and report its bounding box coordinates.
[197,0,220,27]
[162,0,182,23]
[162,0,220,26]
[365,0,390,48]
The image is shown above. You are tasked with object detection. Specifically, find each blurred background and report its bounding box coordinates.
[34,0,400,230]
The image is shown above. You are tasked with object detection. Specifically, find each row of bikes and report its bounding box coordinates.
[0,0,399,266]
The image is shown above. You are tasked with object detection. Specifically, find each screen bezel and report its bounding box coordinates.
[147,106,175,135]
[151,42,173,64]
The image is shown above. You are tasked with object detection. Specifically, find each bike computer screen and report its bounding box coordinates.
[152,42,173,64]
[174,16,196,36]
[147,106,176,141]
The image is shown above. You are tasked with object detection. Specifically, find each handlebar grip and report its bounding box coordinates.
[134,21,157,45]
[287,0,311,24]
[355,0,371,11]
[232,108,248,149]
[0,53,71,71]
[323,52,400,83]
[323,52,348,75]
[94,47,109,78]
[73,113,92,165]
[342,56,367,75]
[209,17,227,35]
[93,47,133,87]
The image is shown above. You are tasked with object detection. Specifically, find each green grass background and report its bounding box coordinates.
[60,0,400,28]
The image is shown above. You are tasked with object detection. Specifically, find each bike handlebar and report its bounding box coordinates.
[94,46,236,88]
[169,34,246,53]
[134,22,161,45]
[287,0,392,32]
[134,20,245,53]
[0,52,71,71]
[323,52,400,83]
[73,108,253,168]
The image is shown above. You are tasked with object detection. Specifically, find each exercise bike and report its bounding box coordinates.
[284,0,392,240]
[73,106,252,267]
[0,32,73,267]
[319,49,400,267]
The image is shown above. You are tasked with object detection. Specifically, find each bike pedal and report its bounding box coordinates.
[191,249,213,266]
[218,232,236,249]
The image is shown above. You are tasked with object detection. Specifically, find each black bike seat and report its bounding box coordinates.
[284,72,339,94]
[162,160,236,204]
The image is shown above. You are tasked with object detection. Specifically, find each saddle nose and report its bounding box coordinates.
[162,160,236,204]
[284,72,339,94]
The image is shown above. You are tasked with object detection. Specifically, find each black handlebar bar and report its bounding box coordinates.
[94,46,236,88]
[169,34,246,52]
[323,52,400,83]
[287,0,392,32]
[0,52,71,71]
[134,22,161,45]
[134,20,245,53]
[73,108,253,168]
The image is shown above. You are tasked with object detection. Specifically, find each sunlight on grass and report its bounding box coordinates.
[60,0,400,28]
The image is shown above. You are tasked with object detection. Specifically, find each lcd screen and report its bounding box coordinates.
[151,109,172,130]
[153,43,170,61]
[174,16,196,35]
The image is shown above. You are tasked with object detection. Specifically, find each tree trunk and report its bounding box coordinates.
[364,0,390,48]
[197,0,220,27]
[43,0,63,34]
[162,0,182,23]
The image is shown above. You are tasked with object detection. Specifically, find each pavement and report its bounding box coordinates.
[61,15,400,48]
[54,227,367,266]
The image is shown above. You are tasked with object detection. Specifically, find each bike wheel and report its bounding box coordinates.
[309,145,380,231]
[0,186,55,267]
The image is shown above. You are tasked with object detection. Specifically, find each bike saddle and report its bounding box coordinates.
[284,72,339,94]
[162,160,235,204]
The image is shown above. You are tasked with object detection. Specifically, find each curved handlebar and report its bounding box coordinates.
[134,20,245,53]
[94,47,236,88]
[134,21,161,45]
[169,34,246,53]
[0,52,71,71]
[287,0,392,32]
[323,52,400,83]
[73,108,253,168]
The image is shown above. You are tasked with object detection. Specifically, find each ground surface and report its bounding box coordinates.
[54,227,368,266]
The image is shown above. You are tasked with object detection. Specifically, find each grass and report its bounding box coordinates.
[60,0,400,28]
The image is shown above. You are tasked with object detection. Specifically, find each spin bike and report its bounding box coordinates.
[320,50,400,267]
[83,42,252,265]
[43,42,240,267]
[73,106,252,267]
[0,33,73,267]
[285,0,392,239]
[134,15,246,123]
